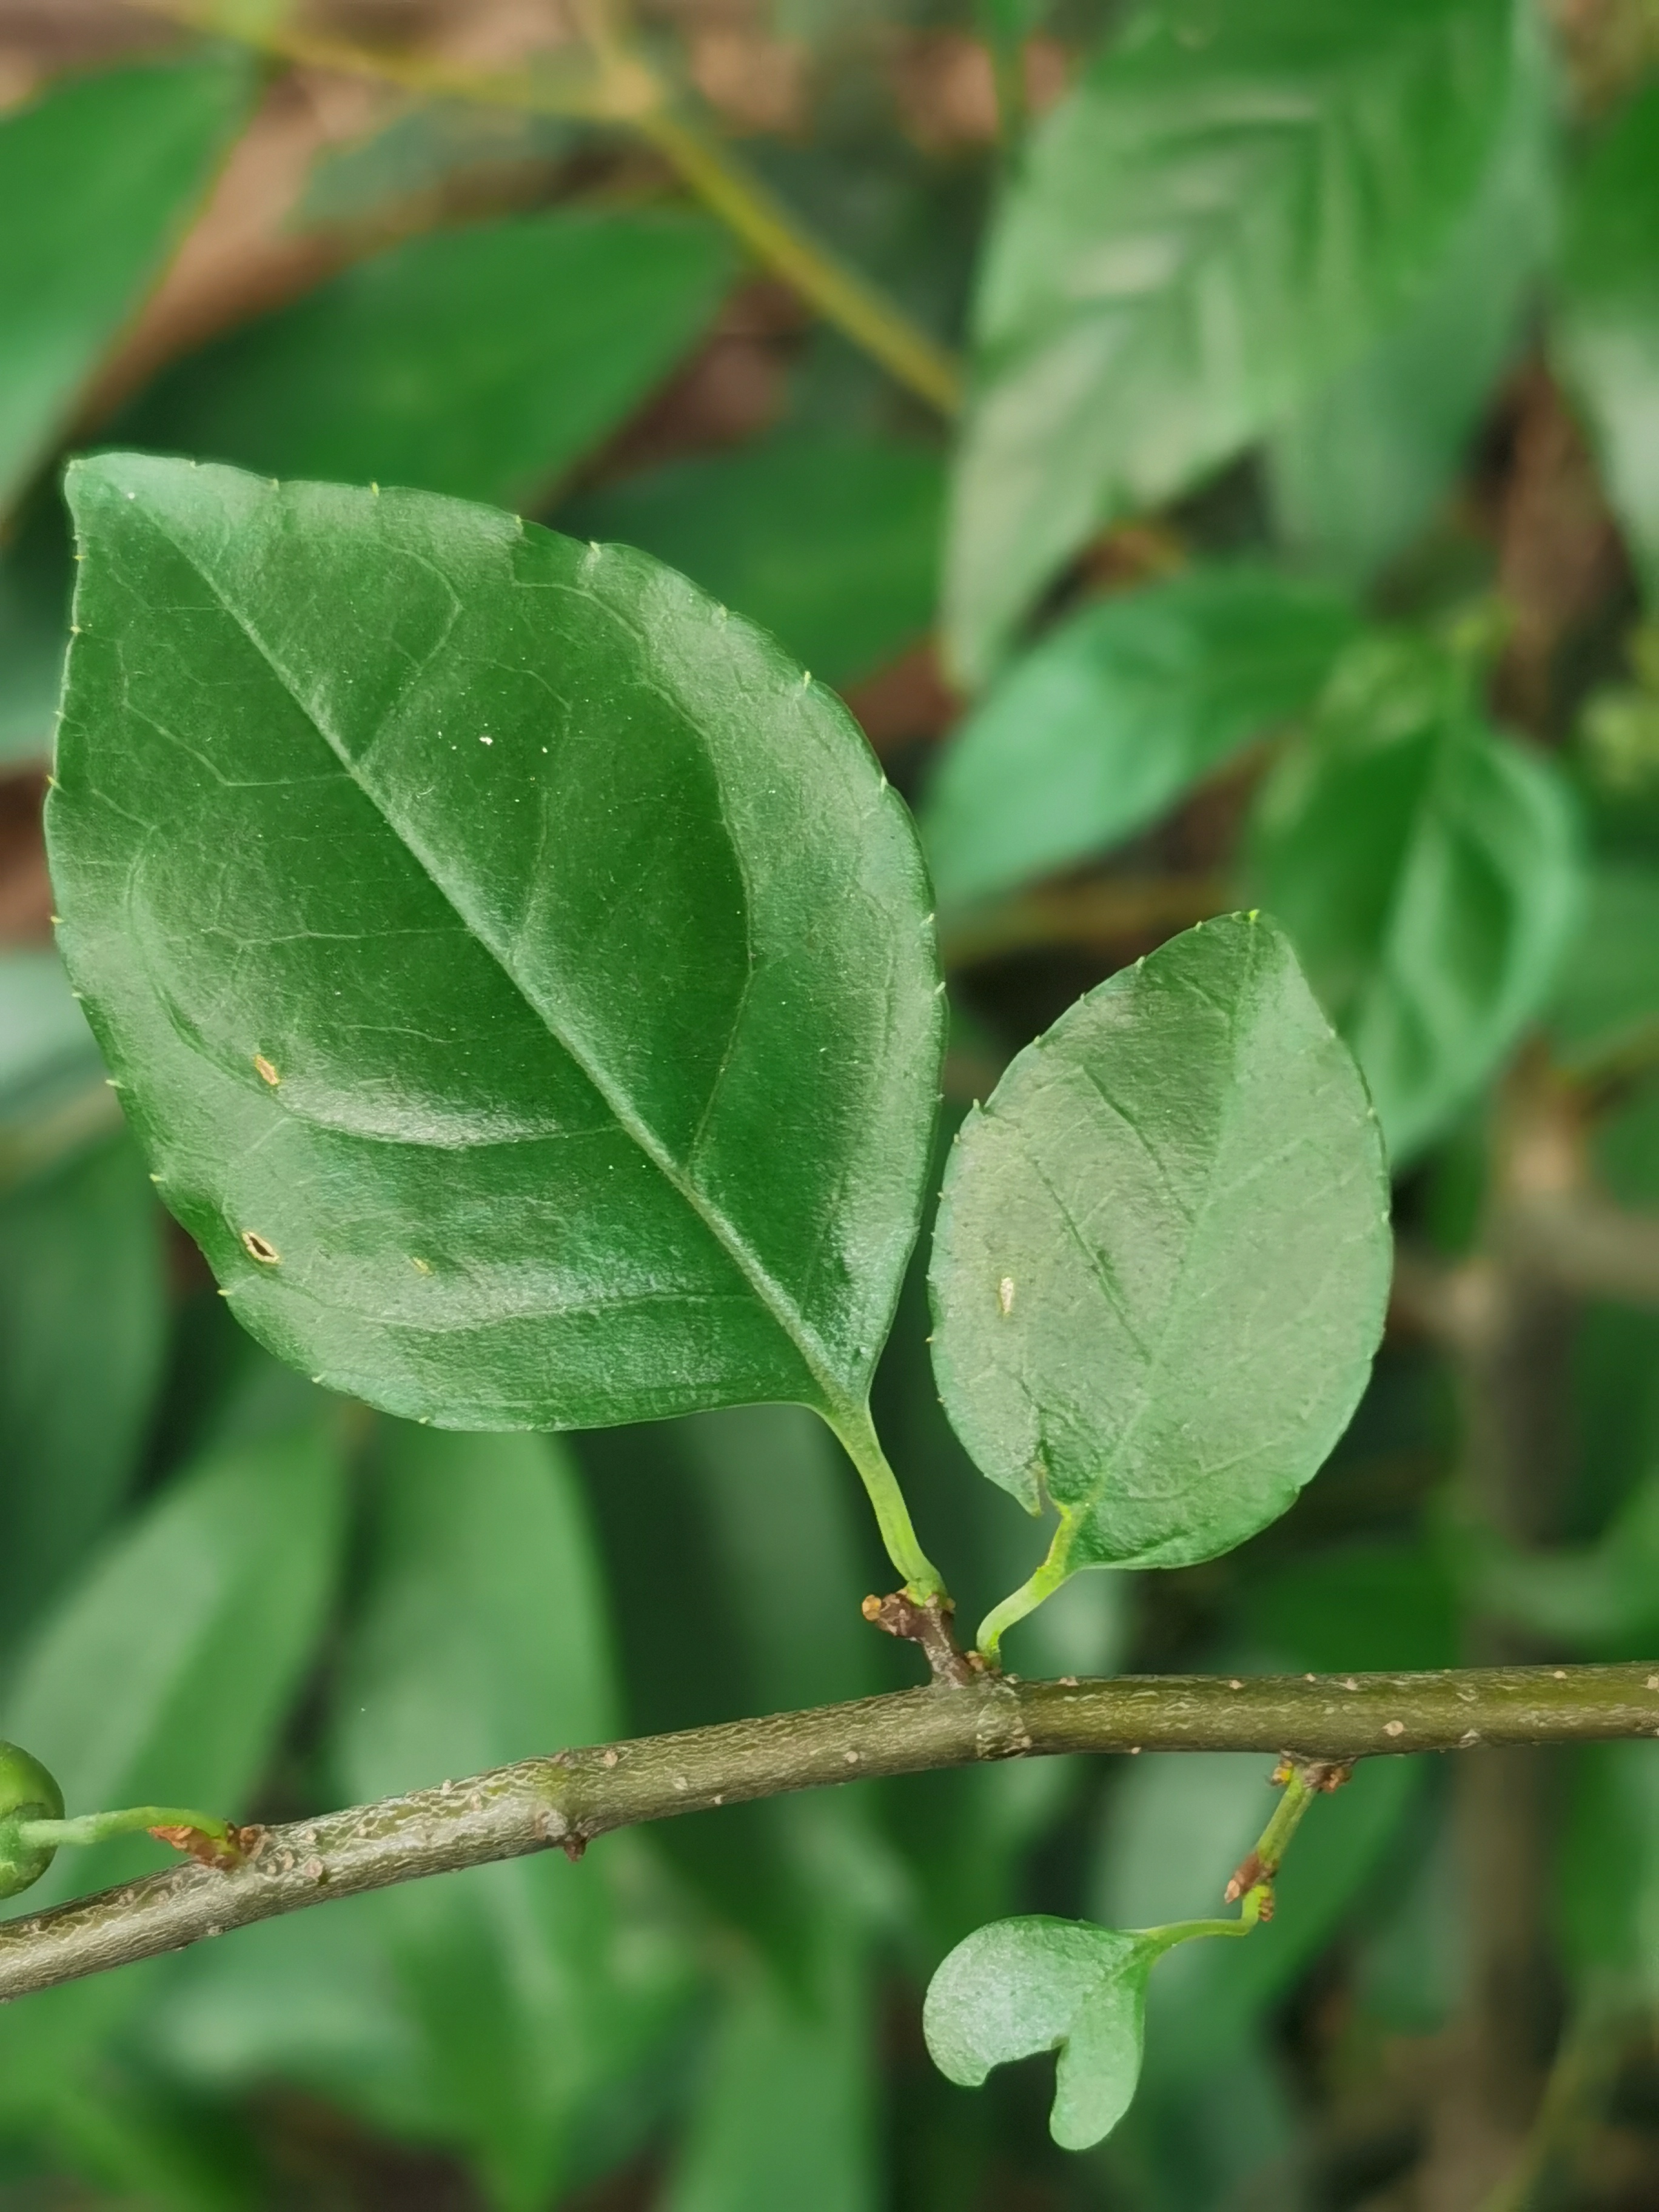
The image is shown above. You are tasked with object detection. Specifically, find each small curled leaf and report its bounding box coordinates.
[0,1740,63,1899]
[923,1916,1156,2151]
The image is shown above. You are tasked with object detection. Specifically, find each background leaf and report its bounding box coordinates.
[929,913,1391,1584]
[0,1135,166,1662]
[321,1423,688,2212]
[1550,860,1659,1074]
[561,431,943,687]
[118,211,736,511]
[580,1403,904,1967]
[1248,633,1584,1162]
[0,53,250,512]
[50,454,943,1433]
[1555,81,1659,597]
[0,948,115,1185]
[1266,2,1555,582]
[946,0,1523,680]
[922,566,1356,910]
[0,1422,346,2132]
[664,1952,877,2212]
[924,1916,1155,2150]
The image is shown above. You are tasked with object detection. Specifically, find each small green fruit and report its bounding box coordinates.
[0,1741,64,1899]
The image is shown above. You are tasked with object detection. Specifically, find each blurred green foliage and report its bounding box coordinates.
[2,0,1659,2204]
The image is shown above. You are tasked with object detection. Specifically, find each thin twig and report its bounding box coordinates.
[4,1663,1659,2003]
[122,0,962,414]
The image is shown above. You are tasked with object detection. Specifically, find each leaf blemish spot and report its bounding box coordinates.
[241,1231,280,1265]
[998,1276,1016,1315]
[409,1256,432,1275]
[252,1053,280,1086]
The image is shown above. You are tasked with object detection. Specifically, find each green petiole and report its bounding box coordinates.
[831,1401,950,1604]
[976,1506,1081,1660]
[10,1806,241,1855]
[1136,1759,1331,1956]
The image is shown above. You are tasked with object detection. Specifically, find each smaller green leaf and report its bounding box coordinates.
[119,212,735,511]
[924,1916,1156,2150]
[923,568,1356,911]
[561,432,943,688]
[928,914,1391,1595]
[1247,634,1584,1162]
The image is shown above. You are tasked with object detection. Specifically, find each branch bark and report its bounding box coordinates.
[4,1662,1659,2003]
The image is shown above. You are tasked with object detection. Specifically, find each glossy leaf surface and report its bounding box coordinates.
[1555,84,1659,594]
[1267,8,1553,581]
[924,1916,1155,2150]
[923,568,1356,910]
[1249,635,1583,1162]
[929,914,1390,1571]
[946,0,1521,680]
[49,454,943,1432]
[0,54,249,511]
[563,432,943,686]
[121,212,735,511]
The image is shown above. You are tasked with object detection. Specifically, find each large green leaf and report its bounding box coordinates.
[0,1423,345,2112]
[922,568,1356,910]
[928,914,1390,1586]
[945,0,1521,682]
[1555,83,1659,595]
[49,454,943,1435]
[1267,4,1555,581]
[1247,634,1583,1163]
[119,212,734,511]
[0,1136,167,1660]
[327,1424,688,2212]
[0,55,250,512]
[561,432,943,688]
[925,1917,1157,2151]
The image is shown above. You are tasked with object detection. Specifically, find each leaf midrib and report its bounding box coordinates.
[133,501,848,1413]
